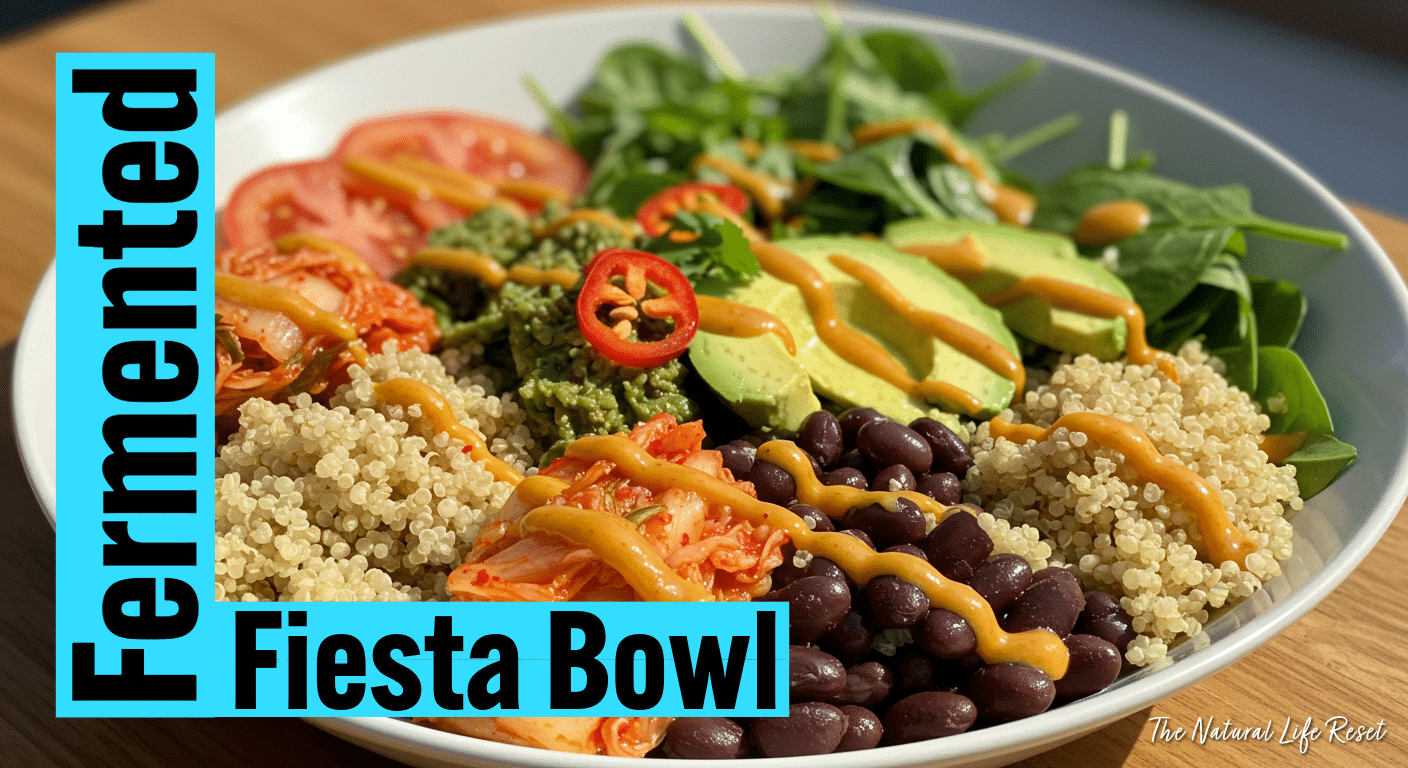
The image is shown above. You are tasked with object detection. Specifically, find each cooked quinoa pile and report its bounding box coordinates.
[214,348,541,602]
[964,342,1301,666]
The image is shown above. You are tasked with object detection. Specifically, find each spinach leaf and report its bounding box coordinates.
[1250,276,1307,347]
[925,162,995,223]
[1254,346,1334,435]
[810,136,945,219]
[1284,433,1357,499]
[1108,224,1237,323]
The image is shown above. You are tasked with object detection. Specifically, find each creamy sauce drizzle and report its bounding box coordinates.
[753,242,994,414]
[898,236,989,279]
[342,156,526,218]
[515,433,1068,678]
[691,154,794,222]
[988,413,1255,568]
[373,378,525,485]
[1259,432,1308,465]
[1072,199,1152,247]
[535,209,636,240]
[981,275,1179,382]
[852,118,1035,226]
[273,232,374,276]
[695,295,797,356]
[408,247,580,290]
[214,273,358,342]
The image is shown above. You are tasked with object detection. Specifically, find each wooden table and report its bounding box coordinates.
[2,1,1405,766]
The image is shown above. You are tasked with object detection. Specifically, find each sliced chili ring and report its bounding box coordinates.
[636,182,750,237]
[576,248,699,369]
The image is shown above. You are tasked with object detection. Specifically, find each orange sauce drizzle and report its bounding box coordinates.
[1072,199,1152,247]
[342,156,527,218]
[1260,431,1308,465]
[988,413,1255,568]
[852,118,1033,225]
[536,209,636,240]
[272,232,374,276]
[898,235,989,279]
[373,378,525,485]
[737,137,842,164]
[752,242,990,414]
[695,295,798,356]
[514,505,714,602]
[214,273,357,342]
[829,253,1025,399]
[981,275,1178,382]
[515,433,1068,679]
[407,248,579,290]
[691,154,794,222]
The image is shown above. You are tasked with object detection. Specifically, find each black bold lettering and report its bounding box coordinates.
[235,611,281,708]
[316,634,365,711]
[101,413,195,515]
[466,634,518,710]
[78,208,197,260]
[102,141,198,203]
[671,635,750,709]
[71,643,196,701]
[101,577,197,640]
[102,267,196,329]
[102,520,194,566]
[549,611,607,709]
[425,615,463,710]
[757,610,776,709]
[288,611,307,710]
[371,634,421,711]
[615,634,664,710]
[103,340,198,402]
[71,69,197,131]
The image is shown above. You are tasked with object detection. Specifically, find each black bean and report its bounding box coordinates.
[969,554,1032,615]
[866,575,929,628]
[915,471,963,505]
[964,663,1055,722]
[798,411,845,468]
[1080,589,1123,619]
[664,717,750,759]
[760,575,851,644]
[717,443,754,481]
[857,420,933,476]
[835,705,884,752]
[839,407,888,445]
[770,544,807,588]
[883,691,978,743]
[914,608,977,660]
[749,460,796,506]
[1075,591,1139,653]
[871,464,916,493]
[752,702,847,757]
[1030,565,1075,584]
[819,609,874,661]
[844,498,926,549]
[790,503,834,533]
[821,467,869,490]
[908,417,974,478]
[919,511,993,583]
[1055,634,1123,701]
[829,661,893,707]
[882,543,928,562]
[805,556,849,585]
[789,646,847,702]
[840,528,876,550]
[894,648,938,694]
[1003,569,1084,637]
[833,449,867,472]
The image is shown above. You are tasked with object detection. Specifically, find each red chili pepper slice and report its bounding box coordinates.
[576,248,699,369]
[636,182,751,238]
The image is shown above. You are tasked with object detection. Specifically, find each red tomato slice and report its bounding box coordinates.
[221,158,455,279]
[330,111,590,203]
[636,182,751,237]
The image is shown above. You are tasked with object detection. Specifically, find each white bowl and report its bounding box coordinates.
[17,3,1408,767]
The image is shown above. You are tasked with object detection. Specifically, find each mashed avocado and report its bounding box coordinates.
[400,205,701,461]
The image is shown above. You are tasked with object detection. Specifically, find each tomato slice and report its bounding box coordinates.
[576,248,699,369]
[330,111,590,207]
[636,182,751,237]
[220,158,456,279]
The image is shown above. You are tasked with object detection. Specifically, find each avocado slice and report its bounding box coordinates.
[693,237,1018,430]
[885,218,1132,360]
[688,329,821,435]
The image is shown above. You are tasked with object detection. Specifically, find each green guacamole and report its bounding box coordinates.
[399,205,700,461]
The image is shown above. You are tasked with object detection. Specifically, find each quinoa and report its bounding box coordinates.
[963,342,1301,665]
[214,348,541,602]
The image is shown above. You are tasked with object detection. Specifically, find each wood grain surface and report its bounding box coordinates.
[2,1,1405,766]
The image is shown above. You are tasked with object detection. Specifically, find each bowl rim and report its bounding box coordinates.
[17,1,1408,765]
